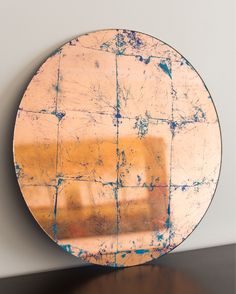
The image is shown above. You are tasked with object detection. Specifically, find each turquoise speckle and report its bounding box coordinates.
[135,249,149,255]
[159,61,172,79]
[60,244,73,254]
[157,233,163,241]
[165,217,171,229]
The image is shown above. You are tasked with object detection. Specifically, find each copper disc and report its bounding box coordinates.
[13,29,221,267]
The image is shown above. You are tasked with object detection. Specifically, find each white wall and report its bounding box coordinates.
[0,0,235,278]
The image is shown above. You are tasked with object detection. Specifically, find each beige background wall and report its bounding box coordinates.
[0,0,235,278]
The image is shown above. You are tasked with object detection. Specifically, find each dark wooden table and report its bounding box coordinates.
[0,244,235,294]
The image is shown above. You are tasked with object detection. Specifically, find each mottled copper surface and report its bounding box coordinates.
[13,29,221,267]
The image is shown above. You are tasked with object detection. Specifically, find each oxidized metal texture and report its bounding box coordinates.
[13,29,221,267]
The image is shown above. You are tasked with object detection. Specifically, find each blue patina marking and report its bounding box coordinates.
[135,249,150,255]
[60,244,73,254]
[78,249,86,257]
[159,61,172,79]
[193,107,206,122]
[57,177,63,186]
[136,55,151,64]
[134,114,149,138]
[125,30,143,49]
[116,33,126,48]
[51,111,65,121]
[165,216,171,229]
[52,223,57,240]
[15,163,22,178]
[157,233,163,241]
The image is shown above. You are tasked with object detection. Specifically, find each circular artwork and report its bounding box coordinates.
[13,29,221,267]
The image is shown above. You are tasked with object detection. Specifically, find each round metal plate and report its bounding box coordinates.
[13,29,221,267]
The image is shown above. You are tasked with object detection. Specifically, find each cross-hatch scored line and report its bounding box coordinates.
[79,41,185,63]
[115,53,121,262]
[53,51,62,241]
[167,80,176,247]
[19,105,214,129]
[21,182,212,189]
